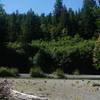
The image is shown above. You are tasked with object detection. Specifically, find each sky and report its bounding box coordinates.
[1,0,83,15]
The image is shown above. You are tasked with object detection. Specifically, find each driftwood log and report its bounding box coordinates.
[11,89,48,100]
[0,80,48,100]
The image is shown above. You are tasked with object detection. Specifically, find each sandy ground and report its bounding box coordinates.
[1,79,100,100]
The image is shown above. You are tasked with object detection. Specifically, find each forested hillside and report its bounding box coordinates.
[0,0,100,75]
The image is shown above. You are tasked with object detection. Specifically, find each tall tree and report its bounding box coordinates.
[20,9,41,43]
[94,6,100,34]
[53,0,63,24]
[52,0,70,38]
[0,3,7,46]
[67,8,78,36]
[79,0,97,39]
[59,5,68,35]
[7,11,21,42]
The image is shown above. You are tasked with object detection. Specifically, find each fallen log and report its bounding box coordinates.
[11,89,48,100]
[0,80,48,100]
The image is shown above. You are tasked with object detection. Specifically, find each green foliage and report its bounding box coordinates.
[31,37,95,74]
[53,68,65,78]
[20,9,41,43]
[30,67,44,78]
[7,42,22,50]
[96,18,100,33]
[72,69,80,75]
[0,67,19,77]
[93,36,100,70]
[7,12,21,42]
[79,0,97,39]
[54,0,63,22]
[33,49,55,73]
[0,4,7,46]
[0,0,100,74]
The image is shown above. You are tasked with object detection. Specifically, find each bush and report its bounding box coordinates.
[0,67,19,77]
[93,36,100,70]
[30,67,45,78]
[10,68,19,77]
[33,49,55,73]
[72,69,80,75]
[53,68,65,79]
[31,39,95,74]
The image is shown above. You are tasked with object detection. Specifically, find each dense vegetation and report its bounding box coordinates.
[0,67,18,77]
[0,0,100,75]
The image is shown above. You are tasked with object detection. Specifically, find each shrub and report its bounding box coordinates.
[10,68,19,77]
[53,68,65,79]
[33,49,55,73]
[54,40,95,74]
[72,69,80,75]
[30,67,44,78]
[0,67,19,77]
[31,39,95,74]
[77,40,95,74]
[93,36,100,70]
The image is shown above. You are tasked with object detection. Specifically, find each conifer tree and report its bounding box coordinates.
[79,0,97,39]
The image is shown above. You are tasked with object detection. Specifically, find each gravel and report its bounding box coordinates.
[0,79,100,100]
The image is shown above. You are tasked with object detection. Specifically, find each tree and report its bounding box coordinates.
[59,5,69,36]
[93,36,100,70]
[33,50,54,73]
[52,0,70,38]
[40,13,53,39]
[79,0,97,39]
[7,11,21,42]
[94,3,100,34]
[53,0,63,24]
[0,3,7,46]
[20,9,41,43]
[67,8,78,36]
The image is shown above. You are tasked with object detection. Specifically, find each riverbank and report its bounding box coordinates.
[1,79,100,100]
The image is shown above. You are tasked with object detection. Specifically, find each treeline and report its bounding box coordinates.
[0,0,100,75]
[1,0,100,42]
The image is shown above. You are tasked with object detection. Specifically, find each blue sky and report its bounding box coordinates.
[1,0,83,14]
